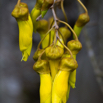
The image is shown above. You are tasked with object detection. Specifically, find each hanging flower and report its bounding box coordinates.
[11,2,33,61]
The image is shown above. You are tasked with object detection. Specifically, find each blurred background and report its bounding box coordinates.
[0,0,103,103]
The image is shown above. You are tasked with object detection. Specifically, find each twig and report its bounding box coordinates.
[57,37,74,59]
[36,15,42,21]
[17,0,21,6]
[38,50,45,60]
[58,19,78,41]
[77,0,88,14]
[61,0,68,23]
[49,19,54,45]
[50,0,60,44]
[51,5,59,30]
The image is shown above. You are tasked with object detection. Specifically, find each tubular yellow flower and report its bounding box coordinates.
[52,71,70,103]
[40,74,52,103]
[17,15,33,61]
[31,7,41,33]
[45,45,64,81]
[73,0,90,39]
[63,53,77,88]
[52,56,78,103]
[33,60,52,103]
[31,0,44,32]
[11,2,33,61]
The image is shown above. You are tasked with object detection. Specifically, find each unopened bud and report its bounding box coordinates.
[33,60,50,74]
[67,40,82,55]
[76,13,90,27]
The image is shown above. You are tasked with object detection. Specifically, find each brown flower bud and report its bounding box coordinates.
[41,0,54,11]
[76,13,90,27]
[59,27,71,43]
[45,45,64,60]
[36,19,49,34]
[11,2,29,21]
[59,56,78,72]
[33,60,50,74]
[41,0,54,17]
[67,40,82,55]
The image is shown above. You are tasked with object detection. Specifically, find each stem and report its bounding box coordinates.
[17,0,21,6]
[58,19,78,41]
[77,0,88,14]
[58,29,65,43]
[51,1,61,46]
[49,32,51,46]
[61,0,68,23]
[57,37,74,59]
[36,15,42,21]
[54,30,57,46]
[51,5,59,30]
[49,19,54,46]
[37,27,54,50]
[73,25,83,39]
[38,50,45,60]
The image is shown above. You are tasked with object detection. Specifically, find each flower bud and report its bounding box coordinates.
[11,2,29,21]
[41,0,54,17]
[30,0,44,32]
[33,60,50,74]
[36,19,49,34]
[35,0,44,9]
[75,13,90,27]
[67,40,82,55]
[59,56,78,72]
[33,49,46,61]
[45,45,64,60]
[30,8,41,33]
[59,27,71,43]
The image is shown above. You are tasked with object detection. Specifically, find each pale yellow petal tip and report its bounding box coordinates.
[72,86,76,89]
[21,52,29,62]
[68,81,76,89]
[20,43,32,62]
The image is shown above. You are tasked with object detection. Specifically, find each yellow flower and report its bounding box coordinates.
[17,15,33,61]
[11,2,33,61]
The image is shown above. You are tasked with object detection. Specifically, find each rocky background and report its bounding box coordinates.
[0,0,103,103]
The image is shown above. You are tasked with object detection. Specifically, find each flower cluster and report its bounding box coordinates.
[11,0,89,103]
